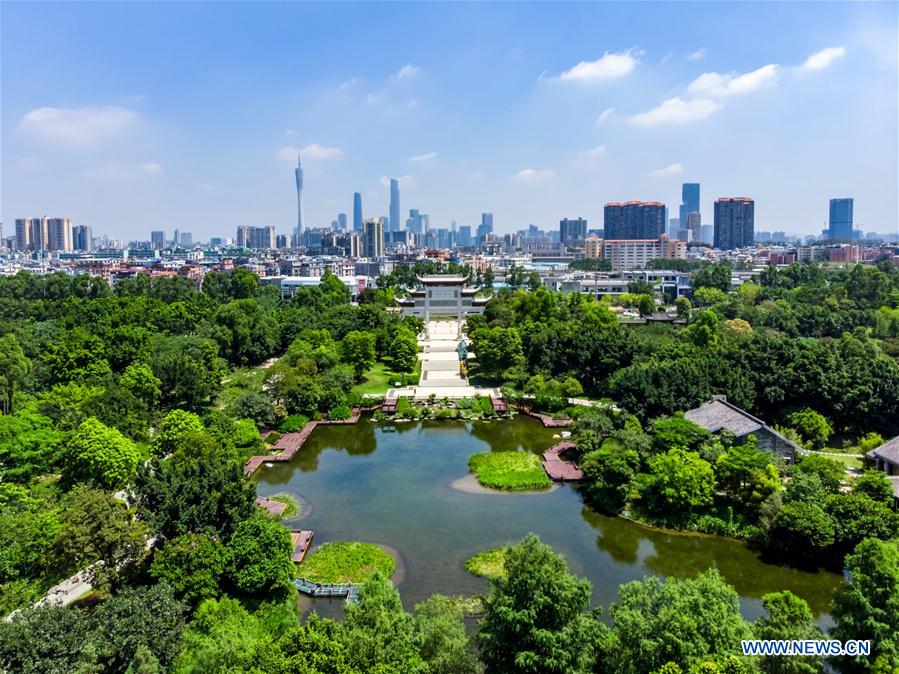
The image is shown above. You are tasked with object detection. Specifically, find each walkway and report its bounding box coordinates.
[290,529,314,562]
[386,320,500,400]
[541,440,583,481]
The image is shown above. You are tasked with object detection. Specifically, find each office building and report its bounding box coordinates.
[457,225,473,247]
[179,231,193,247]
[294,151,304,238]
[236,225,276,249]
[362,218,384,258]
[668,217,680,236]
[560,217,588,243]
[603,234,686,271]
[713,198,755,249]
[276,234,289,249]
[337,213,348,231]
[389,179,401,233]
[353,192,363,233]
[151,230,165,249]
[679,183,701,241]
[700,224,714,245]
[73,225,92,251]
[604,201,666,240]
[828,198,854,239]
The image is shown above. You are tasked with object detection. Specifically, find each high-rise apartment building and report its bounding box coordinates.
[602,234,685,271]
[236,225,276,249]
[713,198,755,249]
[604,201,666,239]
[179,231,193,247]
[585,237,603,259]
[828,198,854,239]
[679,183,701,242]
[353,193,363,233]
[14,217,72,252]
[560,217,588,242]
[389,179,401,233]
[151,230,165,249]
[73,225,92,251]
[362,218,384,258]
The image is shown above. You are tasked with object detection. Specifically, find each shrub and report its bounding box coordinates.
[468,451,552,491]
[279,414,309,433]
[328,404,351,421]
[464,547,507,580]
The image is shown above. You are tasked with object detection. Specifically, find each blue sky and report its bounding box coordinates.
[2,1,896,240]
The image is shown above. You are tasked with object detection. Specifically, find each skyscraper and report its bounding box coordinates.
[73,225,92,251]
[477,213,494,242]
[337,213,348,231]
[679,183,701,241]
[828,198,854,239]
[362,218,384,258]
[151,230,165,249]
[559,217,587,242]
[389,179,401,233]
[15,217,71,252]
[604,202,666,239]
[713,198,755,249]
[353,192,363,232]
[294,151,304,239]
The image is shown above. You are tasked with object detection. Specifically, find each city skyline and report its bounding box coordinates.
[2,2,896,239]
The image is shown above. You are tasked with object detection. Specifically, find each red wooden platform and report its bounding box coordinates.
[542,459,584,481]
[290,530,314,562]
[255,496,287,516]
[543,440,576,462]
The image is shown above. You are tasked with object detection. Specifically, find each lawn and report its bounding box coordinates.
[464,547,508,580]
[351,359,421,396]
[298,542,395,584]
[468,451,552,490]
[268,493,300,518]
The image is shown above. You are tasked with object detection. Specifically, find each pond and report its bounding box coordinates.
[255,416,841,623]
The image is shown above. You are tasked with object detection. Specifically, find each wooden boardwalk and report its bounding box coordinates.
[255,496,287,517]
[541,440,583,481]
[290,529,314,562]
[244,406,377,476]
[513,404,572,428]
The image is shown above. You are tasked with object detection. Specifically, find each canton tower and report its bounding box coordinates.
[294,150,304,240]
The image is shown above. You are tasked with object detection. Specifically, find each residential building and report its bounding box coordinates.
[179,231,193,247]
[560,217,587,243]
[713,198,755,249]
[604,201,666,239]
[585,236,602,259]
[73,225,92,251]
[828,198,853,239]
[602,234,685,271]
[236,225,276,249]
[151,230,165,249]
[362,218,384,258]
[15,217,72,252]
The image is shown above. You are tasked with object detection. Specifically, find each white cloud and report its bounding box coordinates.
[140,162,163,173]
[277,144,344,161]
[585,145,606,158]
[409,151,437,164]
[553,50,638,82]
[301,143,344,159]
[511,168,554,182]
[366,92,380,104]
[688,64,780,97]
[197,183,215,191]
[630,97,720,127]
[337,77,359,92]
[380,175,413,187]
[19,105,138,144]
[687,48,706,61]
[407,99,419,109]
[800,46,846,71]
[395,64,419,79]
[284,129,296,137]
[649,163,684,177]
[595,108,615,126]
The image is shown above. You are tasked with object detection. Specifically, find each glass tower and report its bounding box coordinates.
[828,198,853,239]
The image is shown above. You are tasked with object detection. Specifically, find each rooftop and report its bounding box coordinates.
[866,435,899,465]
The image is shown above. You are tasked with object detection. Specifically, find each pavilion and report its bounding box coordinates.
[396,274,487,336]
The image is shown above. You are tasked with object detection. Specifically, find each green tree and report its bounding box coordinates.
[644,447,715,522]
[786,409,832,449]
[151,409,206,458]
[149,532,226,606]
[686,310,720,348]
[0,411,65,482]
[55,488,147,591]
[65,417,139,490]
[675,297,692,321]
[390,331,419,373]
[0,333,31,415]
[120,363,161,408]
[852,470,894,503]
[225,516,294,596]
[603,569,753,674]
[478,533,598,674]
[692,263,732,293]
[414,595,481,674]
[342,331,377,380]
[754,591,823,674]
[831,538,899,673]
[793,454,844,492]
[715,437,780,507]
[581,443,638,514]
[470,327,524,381]
[825,492,899,556]
[767,501,835,561]
[135,446,256,541]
